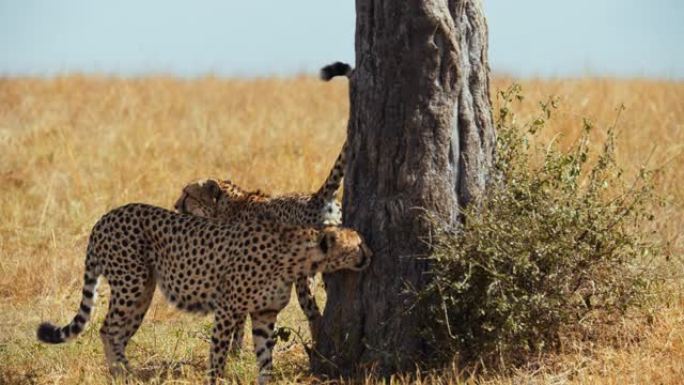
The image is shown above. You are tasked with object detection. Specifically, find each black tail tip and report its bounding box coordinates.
[37,322,64,344]
[320,62,352,81]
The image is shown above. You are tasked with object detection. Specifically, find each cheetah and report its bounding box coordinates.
[175,139,348,227]
[36,203,372,385]
[174,59,353,230]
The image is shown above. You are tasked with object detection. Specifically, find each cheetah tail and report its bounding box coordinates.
[319,61,353,81]
[37,253,101,344]
[315,141,348,202]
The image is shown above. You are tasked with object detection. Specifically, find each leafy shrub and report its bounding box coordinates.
[423,84,661,366]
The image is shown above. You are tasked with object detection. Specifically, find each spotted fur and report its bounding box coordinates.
[36,203,371,385]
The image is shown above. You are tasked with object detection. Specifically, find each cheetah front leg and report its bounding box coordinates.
[251,311,278,385]
[295,277,322,339]
[228,314,246,354]
[208,305,240,385]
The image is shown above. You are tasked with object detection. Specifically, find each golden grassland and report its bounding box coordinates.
[0,75,682,384]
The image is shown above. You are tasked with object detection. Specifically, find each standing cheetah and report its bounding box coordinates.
[36,203,371,385]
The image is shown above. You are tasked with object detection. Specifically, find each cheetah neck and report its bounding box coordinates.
[280,227,321,279]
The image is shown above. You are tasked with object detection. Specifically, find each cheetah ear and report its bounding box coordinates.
[318,231,336,254]
[202,180,222,202]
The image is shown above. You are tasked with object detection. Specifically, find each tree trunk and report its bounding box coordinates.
[311,0,495,378]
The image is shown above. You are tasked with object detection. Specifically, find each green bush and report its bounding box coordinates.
[423,84,661,366]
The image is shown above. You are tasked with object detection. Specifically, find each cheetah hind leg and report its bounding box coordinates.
[208,305,240,385]
[228,315,246,355]
[100,273,155,376]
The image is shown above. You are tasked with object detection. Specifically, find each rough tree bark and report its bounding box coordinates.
[311,0,495,378]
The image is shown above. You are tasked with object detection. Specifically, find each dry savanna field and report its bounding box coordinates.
[0,75,682,384]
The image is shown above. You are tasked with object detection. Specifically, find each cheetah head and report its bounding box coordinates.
[175,179,271,220]
[174,179,224,218]
[309,227,372,273]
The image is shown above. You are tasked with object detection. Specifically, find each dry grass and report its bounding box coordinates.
[0,75,682,384]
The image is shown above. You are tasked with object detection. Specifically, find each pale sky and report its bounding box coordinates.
[1,0,682,78]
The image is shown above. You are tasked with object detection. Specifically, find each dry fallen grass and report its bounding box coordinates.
[0,75,682,384]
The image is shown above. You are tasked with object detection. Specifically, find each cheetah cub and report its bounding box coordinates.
[36,203,371,385]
